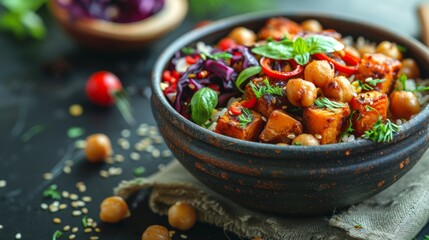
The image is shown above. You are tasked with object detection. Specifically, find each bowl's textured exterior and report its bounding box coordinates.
[151,12,429,215]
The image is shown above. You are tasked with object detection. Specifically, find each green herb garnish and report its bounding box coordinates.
[181,47,195,55]
[133,167,146,176]
[251,35,344,65]
[202,52,233,61]
[339,110,358,142]
[81,215,88,228]
[235,66,261,93]
[190,87,218,125]
[20,124,46,143]
[398,74,408,91]
[396,44,407,53]
[52,230,63,240]
[250,79,283,99]
[67,127,85,139]
[43,184,61,200]
[363,117,400,143]
[314,97,347,112]
[358,78,385,91]
[238,108,253,128]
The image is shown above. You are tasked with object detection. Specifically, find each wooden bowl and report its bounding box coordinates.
[49,0,188,51]
[151,12,429,215]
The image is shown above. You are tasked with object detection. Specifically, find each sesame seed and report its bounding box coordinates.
[152,136,164,144]
[82,196,92,202]
[152,149,161,158]
[315,134,322,140]
[130,152,140,161]
[95,228,101,233]
[49,204,59,213]
[81,208,88,214]
[59,204,67,210]
[261,116,267,122]
[99,170,109,178]
[70,194,79,200]
[0,224,3,229]
[62,191,70,198]
[72,227,78,233]
[40,203,48,210]
[72,210,82,216]
[84,228,92,233]
[108,167,123,176]
[69,234,76,239]
[117,138,130,150]
[76,182,86,193]
[15,233,22,239]
[162,150,172,158]
[105,157,114,164]
[43,173,53,180]
[180,234,188,239]
[53,218,62,224]
[63,225,70,231]
[287,134,296,139]
[69,104,83,117]
[90,236,99,240]
[114,154,124,162]
[0,180,6,188]
[63,166,72,174]
[121,129,131,138]
[71,201,85,208]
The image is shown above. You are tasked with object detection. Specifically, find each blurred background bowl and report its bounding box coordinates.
[151,12,429,215]
[48,0,187,51]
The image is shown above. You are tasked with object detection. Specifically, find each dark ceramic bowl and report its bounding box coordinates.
[151,12,429,215]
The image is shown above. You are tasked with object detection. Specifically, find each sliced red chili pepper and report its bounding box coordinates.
[241,97,257,108]
[218,38,237,51]
[171,70,181,79]
[260,57,304,81]
[185,55,200,65]
[229,105,242,115]
[313,51,360,75]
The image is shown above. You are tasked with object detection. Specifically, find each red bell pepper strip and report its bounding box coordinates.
[241,97,257,108]
[313,51,360,75]
[229,105,242,115]
[260,57,303,81]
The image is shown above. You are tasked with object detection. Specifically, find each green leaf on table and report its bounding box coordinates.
[67,127,85,139]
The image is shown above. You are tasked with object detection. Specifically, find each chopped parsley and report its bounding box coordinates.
[81,215,88,228]
[43,184,61,200]
[181,47,195,55]
[314,97,347,112]
[363,117,400,143]
[133,167,146,177]
[238,108,253,128]
[52,230,63,240]
[358,78,385,91]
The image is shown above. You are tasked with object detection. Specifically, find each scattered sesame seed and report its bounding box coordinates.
[162,150,172,158]
[117,138,130,150]
[180,234,188,239]
[315,134,322,140]
[15,233,22,239]
[0,180,6,188]
[262,116,267,122]
[84,228,92,233]
[76,182,86,193]
[59,204,67,210]
[114,154,124,162]
[62,191,70,198]
[43,173,53,180]
[53,218,62,224]
[130,152,141,161]
[63,166,72,174]
[72,210,82,216]
[287,134,296,139]
[95,228,101,233]
[71,201,85,208]
[108,167,123,176]
[63,225,70,231]
[49,204,59,213]
[69,234,76,239]
[99,170,109,178]
[121,129,131,138]
[69,104,83,117]
[40,203,48,210]
[71,227,78,233]
[105,157,114,164]
[89,236,99,240]
[70,194,79,200]
[81,208,88,214]
[152,149,161,158]
[0,224,3,229]
[82,196,92,202]
[152,136,164,144]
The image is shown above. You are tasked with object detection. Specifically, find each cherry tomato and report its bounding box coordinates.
[185,55,200,65]
[218,38,237,51]
[86,71,122,106]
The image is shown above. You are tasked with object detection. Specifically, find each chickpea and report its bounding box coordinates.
[390,91,420,120]
[304,60,335,88]
[167,202,197,230]
[286,78,318,107]
[400,58,420,79]
[300,19,323,32]
[322,76,354,102]
[292,134,320,146]
[84,133,112,163]
[142,225,171,240]
[375,41,402,60]
[99,196,130,223]
[227,27,256,46]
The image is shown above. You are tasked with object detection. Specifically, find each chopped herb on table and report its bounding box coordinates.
[43,184,61,200]
[52,230,63,240]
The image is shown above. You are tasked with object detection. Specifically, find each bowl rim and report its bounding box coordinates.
[151,10,429,154]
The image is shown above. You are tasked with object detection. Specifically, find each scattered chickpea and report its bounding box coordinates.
[300,19,323,32]
[400,58,420,79]
[389,91,420,120]
[167,202,197,231]
[304,60,335,88]
[375,41,402,60]
[322,76,354,102]
[292,134,320,146]
[227,27,257,46]
[99,196,130,223]
[84,133,112,163]
[286,78,318,107]
[141,225,172,240]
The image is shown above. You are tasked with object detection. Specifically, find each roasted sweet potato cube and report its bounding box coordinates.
[350,91,388,136]
[303,105,351,144]
[243,77,290,118]
[257,17,302,40]
[215,103,265,141]
[259,110,303,144]
[355,53,402,94]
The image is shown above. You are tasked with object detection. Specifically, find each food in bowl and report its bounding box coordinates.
[160,17,428,145]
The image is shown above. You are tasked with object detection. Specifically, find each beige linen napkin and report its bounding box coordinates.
[114,150,429,240]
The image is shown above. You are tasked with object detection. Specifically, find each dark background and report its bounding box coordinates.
[1,0,429,239]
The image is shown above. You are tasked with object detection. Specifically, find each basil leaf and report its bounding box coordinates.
[181,47,195,55]
[306,35,343,54]
[294,52,310,65]
[235,66,261,93]
[251,40,294,60]
[190,87,218,125]
[293,37,309,55]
